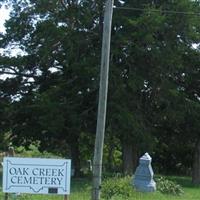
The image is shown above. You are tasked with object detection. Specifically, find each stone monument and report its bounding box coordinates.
[133,153,156,192]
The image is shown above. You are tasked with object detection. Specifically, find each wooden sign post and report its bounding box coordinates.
[64,194,69,200]
[4,147,15,200]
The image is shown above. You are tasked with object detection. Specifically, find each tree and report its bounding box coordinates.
[0,0,199,182]
[107,0,200,176]
[0,0,104,176]
[0,78,11,150]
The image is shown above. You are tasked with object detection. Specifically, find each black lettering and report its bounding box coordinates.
[24,176,30,184]
[45,177,51,185]
[22,168,29,175]
[17,176,23,184]
[40,177,45,184]
[28,177,33,184]
[51,177,57,185]
[57,177,62,185]
[32,168,38,176]
[33,177,38,184]
[46,168,51,176]
[39,168,45,176]
[9,167,17,175]
[52,169,57,176]
[58,169,64,176]
[18,168,23,175]
[11,176,17,184]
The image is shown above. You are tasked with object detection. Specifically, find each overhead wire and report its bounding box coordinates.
[114,6,200,16]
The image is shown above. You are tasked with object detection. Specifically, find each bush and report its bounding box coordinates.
[101,176,133,200]
[15,144,61,158]
[156,176,184,196]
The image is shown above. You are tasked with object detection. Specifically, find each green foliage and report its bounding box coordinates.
[101,176,133,200]
[156,176,184,196]
[15,144,61,158]
[0,0,200,177]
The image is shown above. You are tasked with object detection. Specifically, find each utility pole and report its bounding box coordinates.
[92,0,114,200]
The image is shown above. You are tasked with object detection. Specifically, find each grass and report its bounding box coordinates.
[0,176,200,200]
[0,178,91,200]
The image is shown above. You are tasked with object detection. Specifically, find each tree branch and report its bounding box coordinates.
[0,66,18,74]
[0,71,38,78]
[60,0,68,10]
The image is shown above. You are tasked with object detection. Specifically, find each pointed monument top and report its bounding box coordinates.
[140,153,152,161]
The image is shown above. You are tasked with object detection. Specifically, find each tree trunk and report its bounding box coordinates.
[107,140,115,171]
[192,138,200,184]
[122,141,138,175]
[70,140,81,177]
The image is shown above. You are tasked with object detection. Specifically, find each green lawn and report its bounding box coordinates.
[0,176,200,200]
[0,179,91,200]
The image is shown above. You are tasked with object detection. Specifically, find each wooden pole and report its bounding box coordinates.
[7,147,15,157]
[92,0,114,200]
[4,190,8,200]
[64,195,68,200]
[4,147,15,200]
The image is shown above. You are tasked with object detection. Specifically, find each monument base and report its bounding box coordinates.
[134,180,156,192]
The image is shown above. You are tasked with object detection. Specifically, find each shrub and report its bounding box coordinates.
[101,176,133,200]
[156,176,184,196]
[15,144,61,158]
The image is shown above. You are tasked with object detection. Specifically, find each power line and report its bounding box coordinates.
[114,6,200,16]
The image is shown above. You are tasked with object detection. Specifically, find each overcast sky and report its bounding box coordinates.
[0,5,10,34]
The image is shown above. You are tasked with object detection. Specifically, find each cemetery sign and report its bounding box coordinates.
[3,157,71,195]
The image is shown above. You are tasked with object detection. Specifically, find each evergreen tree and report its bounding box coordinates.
[0,0,199,181]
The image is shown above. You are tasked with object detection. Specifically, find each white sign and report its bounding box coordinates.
[3,157,71,195]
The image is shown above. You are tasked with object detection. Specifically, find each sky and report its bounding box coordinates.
[0,6,9,80]
[0,5,10,34]
[0,6,17,80]
[0,5,24,58]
